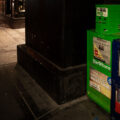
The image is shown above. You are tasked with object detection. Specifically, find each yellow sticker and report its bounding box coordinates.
[94,43,104,60]
[93,37,111,65]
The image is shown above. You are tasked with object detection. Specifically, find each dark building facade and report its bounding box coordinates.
[17,0,120,104]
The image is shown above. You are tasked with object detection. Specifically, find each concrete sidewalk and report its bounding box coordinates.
[0,63,110,120]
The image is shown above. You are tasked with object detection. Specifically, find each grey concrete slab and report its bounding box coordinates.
[14,64,59,118]
[42,99,110,120]
[0,16,25,65]
[0,63,59,120]
[0,63,34,120]
[0,63,111,120]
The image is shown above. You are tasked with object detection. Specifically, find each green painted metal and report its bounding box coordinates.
[87,4,120,113]
[96,5,120,34]
[87,30,120,112]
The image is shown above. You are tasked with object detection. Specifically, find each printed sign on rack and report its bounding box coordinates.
[93,37,111,65]
[90,68,111,99]
[96,7,108,17]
